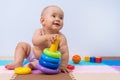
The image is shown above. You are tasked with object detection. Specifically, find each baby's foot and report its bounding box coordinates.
[24,61,38,70]
[5,62,22,70]
[24,63,34,69]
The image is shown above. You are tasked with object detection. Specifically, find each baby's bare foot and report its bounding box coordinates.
[24,63,34,69]
[5,62,22,70]
[24,61,38,70]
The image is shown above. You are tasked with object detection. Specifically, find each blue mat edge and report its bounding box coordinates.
[0,60,120,66]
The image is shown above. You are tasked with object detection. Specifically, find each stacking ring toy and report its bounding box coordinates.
[41,53,60,63]
[14,67,31,74]
[43,48,61,58]
[36,63,59,74]
[39,58,59,69]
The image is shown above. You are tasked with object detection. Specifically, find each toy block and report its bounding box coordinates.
[95,57,102,63]
[90,57,95,62]
[84,56,90,62]
[67,64,75,70]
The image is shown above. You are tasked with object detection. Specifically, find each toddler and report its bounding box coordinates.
[5,5,69,73]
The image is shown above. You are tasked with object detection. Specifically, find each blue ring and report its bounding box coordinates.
[41,53,60,64]
[36,63,59,74]
[39,58,60,69]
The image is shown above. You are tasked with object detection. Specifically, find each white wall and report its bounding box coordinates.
[0,0,120,56]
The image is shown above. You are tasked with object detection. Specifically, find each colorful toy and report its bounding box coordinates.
[72,54,81,64]
[90,56,95,62]
[67,64,75,70]
[14,67,31,74]
[36,63,59,73]
[95,57,102,63]
[84,56,102,63]
[36,37,61,74]
[84,56,90,62]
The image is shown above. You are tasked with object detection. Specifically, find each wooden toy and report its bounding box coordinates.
[84,56,90,62]
[90,57,95,62]
[95,57,102,63]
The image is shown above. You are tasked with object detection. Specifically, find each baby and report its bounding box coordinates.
[5,5,69,73]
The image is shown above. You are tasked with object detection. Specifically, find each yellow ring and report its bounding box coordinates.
[43,48,61,58]
[14,67,31,74]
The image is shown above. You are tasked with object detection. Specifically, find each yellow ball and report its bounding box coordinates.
[14,67,31,74]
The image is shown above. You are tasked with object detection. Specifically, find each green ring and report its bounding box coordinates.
[43,48,61,58]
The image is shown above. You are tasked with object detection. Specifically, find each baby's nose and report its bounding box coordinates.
[55,17,60,21]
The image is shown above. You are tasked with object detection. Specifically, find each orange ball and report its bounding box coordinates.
[72,55,81,64]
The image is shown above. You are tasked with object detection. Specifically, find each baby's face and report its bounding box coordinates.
[41,7,64,32]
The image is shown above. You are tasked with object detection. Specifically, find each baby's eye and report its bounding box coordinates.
[59,16,63,20]
[52,15,56,18]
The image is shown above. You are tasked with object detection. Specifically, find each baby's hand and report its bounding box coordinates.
[59,65,70,73]
[49,34,58,43]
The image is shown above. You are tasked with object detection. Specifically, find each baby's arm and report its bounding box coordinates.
[59,35,69,73]
[32,29,48,46]
[32,29,58,46]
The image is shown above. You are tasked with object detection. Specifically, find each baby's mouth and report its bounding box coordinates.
[53,23,60,26]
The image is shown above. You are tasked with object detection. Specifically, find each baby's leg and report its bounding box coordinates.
[5,42,31,70]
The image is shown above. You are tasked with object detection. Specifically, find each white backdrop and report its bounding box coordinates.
[0,0,120,57]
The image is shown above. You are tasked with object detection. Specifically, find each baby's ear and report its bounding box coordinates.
[40,17,45,24]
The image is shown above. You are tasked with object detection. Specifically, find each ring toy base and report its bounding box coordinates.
[36,63,59,74]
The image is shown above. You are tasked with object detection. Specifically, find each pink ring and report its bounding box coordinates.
[36,63,59,74]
